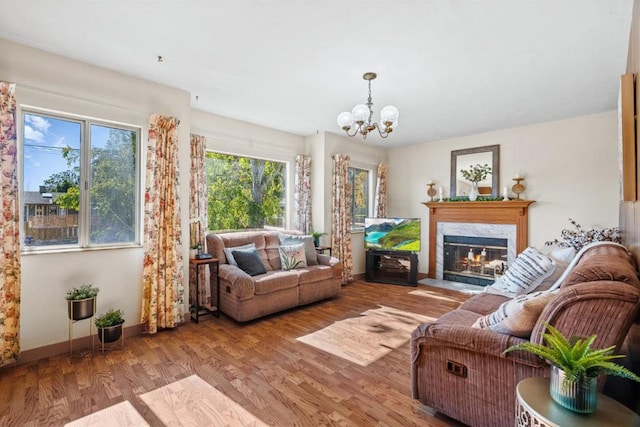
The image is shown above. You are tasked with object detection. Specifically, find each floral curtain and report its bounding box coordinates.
[294,154,312,233]
[189,134,209,305]
[331,154,353,284]
[141,114,184,334]
[0,82,20,366]
[374,162,388,218]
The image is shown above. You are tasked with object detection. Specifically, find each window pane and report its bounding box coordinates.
[89,125,137,244]
[349,167,369,231]
[206,153,286,230]
[23,113,81,247]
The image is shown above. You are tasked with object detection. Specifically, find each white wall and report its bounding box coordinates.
[1,38,191,350]
[387,111,620,273]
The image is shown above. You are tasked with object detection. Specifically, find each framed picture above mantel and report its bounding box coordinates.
[450,144,500,198]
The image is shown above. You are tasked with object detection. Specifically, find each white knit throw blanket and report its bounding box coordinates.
[545,241,629,291]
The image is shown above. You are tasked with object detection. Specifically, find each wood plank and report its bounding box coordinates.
[0,280,467,426]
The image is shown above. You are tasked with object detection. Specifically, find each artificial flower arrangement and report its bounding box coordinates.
[545,218,621,251]
[460,163,492,183]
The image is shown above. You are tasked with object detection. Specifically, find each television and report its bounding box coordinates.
[364,217,421,252]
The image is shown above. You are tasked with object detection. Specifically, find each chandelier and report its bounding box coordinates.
[336,72,399,139]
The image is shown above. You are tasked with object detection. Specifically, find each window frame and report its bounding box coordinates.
[348,166,372,232]
[205,149,289,232]
[20,107,142,252]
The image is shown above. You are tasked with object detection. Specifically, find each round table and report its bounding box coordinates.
[516,377,640,427]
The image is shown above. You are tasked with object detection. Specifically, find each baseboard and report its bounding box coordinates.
[352,272,365,281]
[17,323,144,364]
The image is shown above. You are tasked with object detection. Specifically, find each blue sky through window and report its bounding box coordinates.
[23,113,80,191]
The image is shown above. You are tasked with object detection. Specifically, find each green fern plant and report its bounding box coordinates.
[505,324,640,385]
[94,308,124,328]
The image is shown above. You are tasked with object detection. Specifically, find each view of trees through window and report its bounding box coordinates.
[22,112,138,248]
[349,167,369,231]
[206,152,286,230]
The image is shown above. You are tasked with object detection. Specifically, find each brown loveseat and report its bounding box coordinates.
[410,244,640,427]
[206,230,342,322]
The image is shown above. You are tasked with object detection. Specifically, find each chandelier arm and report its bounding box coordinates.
[374,123,391,139]
[344,124,363,138]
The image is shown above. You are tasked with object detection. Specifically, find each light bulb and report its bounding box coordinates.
[380,105,399,127]
[351,104,370,124]
[337,112,354,130]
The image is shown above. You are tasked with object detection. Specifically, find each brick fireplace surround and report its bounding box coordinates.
[422,200,535,279]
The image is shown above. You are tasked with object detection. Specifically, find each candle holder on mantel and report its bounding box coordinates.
[512,177,526,199]
[427,182,437,201]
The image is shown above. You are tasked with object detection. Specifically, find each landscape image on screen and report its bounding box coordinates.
[364,218,421,252]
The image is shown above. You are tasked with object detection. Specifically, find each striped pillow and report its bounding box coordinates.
[486,247,556,297]
[472,290,556,337]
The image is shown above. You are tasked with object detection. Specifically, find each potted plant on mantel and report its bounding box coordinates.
[460,163,492,201]
[505,323,640,414]
[94,308,125,343]
[66,284,99,321]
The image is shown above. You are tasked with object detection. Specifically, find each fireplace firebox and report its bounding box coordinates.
[443,235,508,286]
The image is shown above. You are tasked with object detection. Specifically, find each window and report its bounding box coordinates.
[348,167,369,231]
[22,111,140,249]
[206,152,286,230]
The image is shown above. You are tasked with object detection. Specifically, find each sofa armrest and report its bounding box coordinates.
[317,254,343,280]
[216,264,255,300]
[531,281,640,349]
[410,322,545,368]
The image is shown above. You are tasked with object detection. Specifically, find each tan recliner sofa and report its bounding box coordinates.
[410,244,640,427]
[206,230,342,322]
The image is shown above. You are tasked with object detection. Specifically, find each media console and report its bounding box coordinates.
[365,250,418,286]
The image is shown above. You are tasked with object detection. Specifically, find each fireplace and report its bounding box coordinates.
[443,235,508,286]
[423,200,534,285]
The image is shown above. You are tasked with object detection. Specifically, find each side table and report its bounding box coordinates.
[516,376,640,427]
[315,245,332,256]
[189,257,220,323]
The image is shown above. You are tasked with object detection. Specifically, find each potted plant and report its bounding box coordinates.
[189,244,199,259]
[505,323,640,413]
[460,163,492,201]
[94,308,125,343]
[66,284,99,321]
[310,231,327,247]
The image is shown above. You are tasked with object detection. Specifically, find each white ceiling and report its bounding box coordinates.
[0,1,633,147]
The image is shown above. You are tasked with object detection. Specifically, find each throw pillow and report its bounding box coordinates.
[279,233,318,265]
[485,247,556,297]
[233,249,267,276]
[472,290,556,337]
[223,243,256,266]
[536,247,576,291]
[279,243,308,270]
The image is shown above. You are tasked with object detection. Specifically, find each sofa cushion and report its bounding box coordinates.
[253,270,299,295]
[279,243,308,270]
[472,290,556,338]
[536,247,576,291]
[459,293,510,315]
[279,233,318,265]
[561,244,640,289]
[233,249,267,276]
[224,243,256,266]
[295,265,334,284]
[486,247,556,297]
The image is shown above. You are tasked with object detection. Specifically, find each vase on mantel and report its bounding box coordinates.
[468,182,479,201]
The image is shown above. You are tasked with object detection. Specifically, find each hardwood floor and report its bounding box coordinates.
[0,280,469,426]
